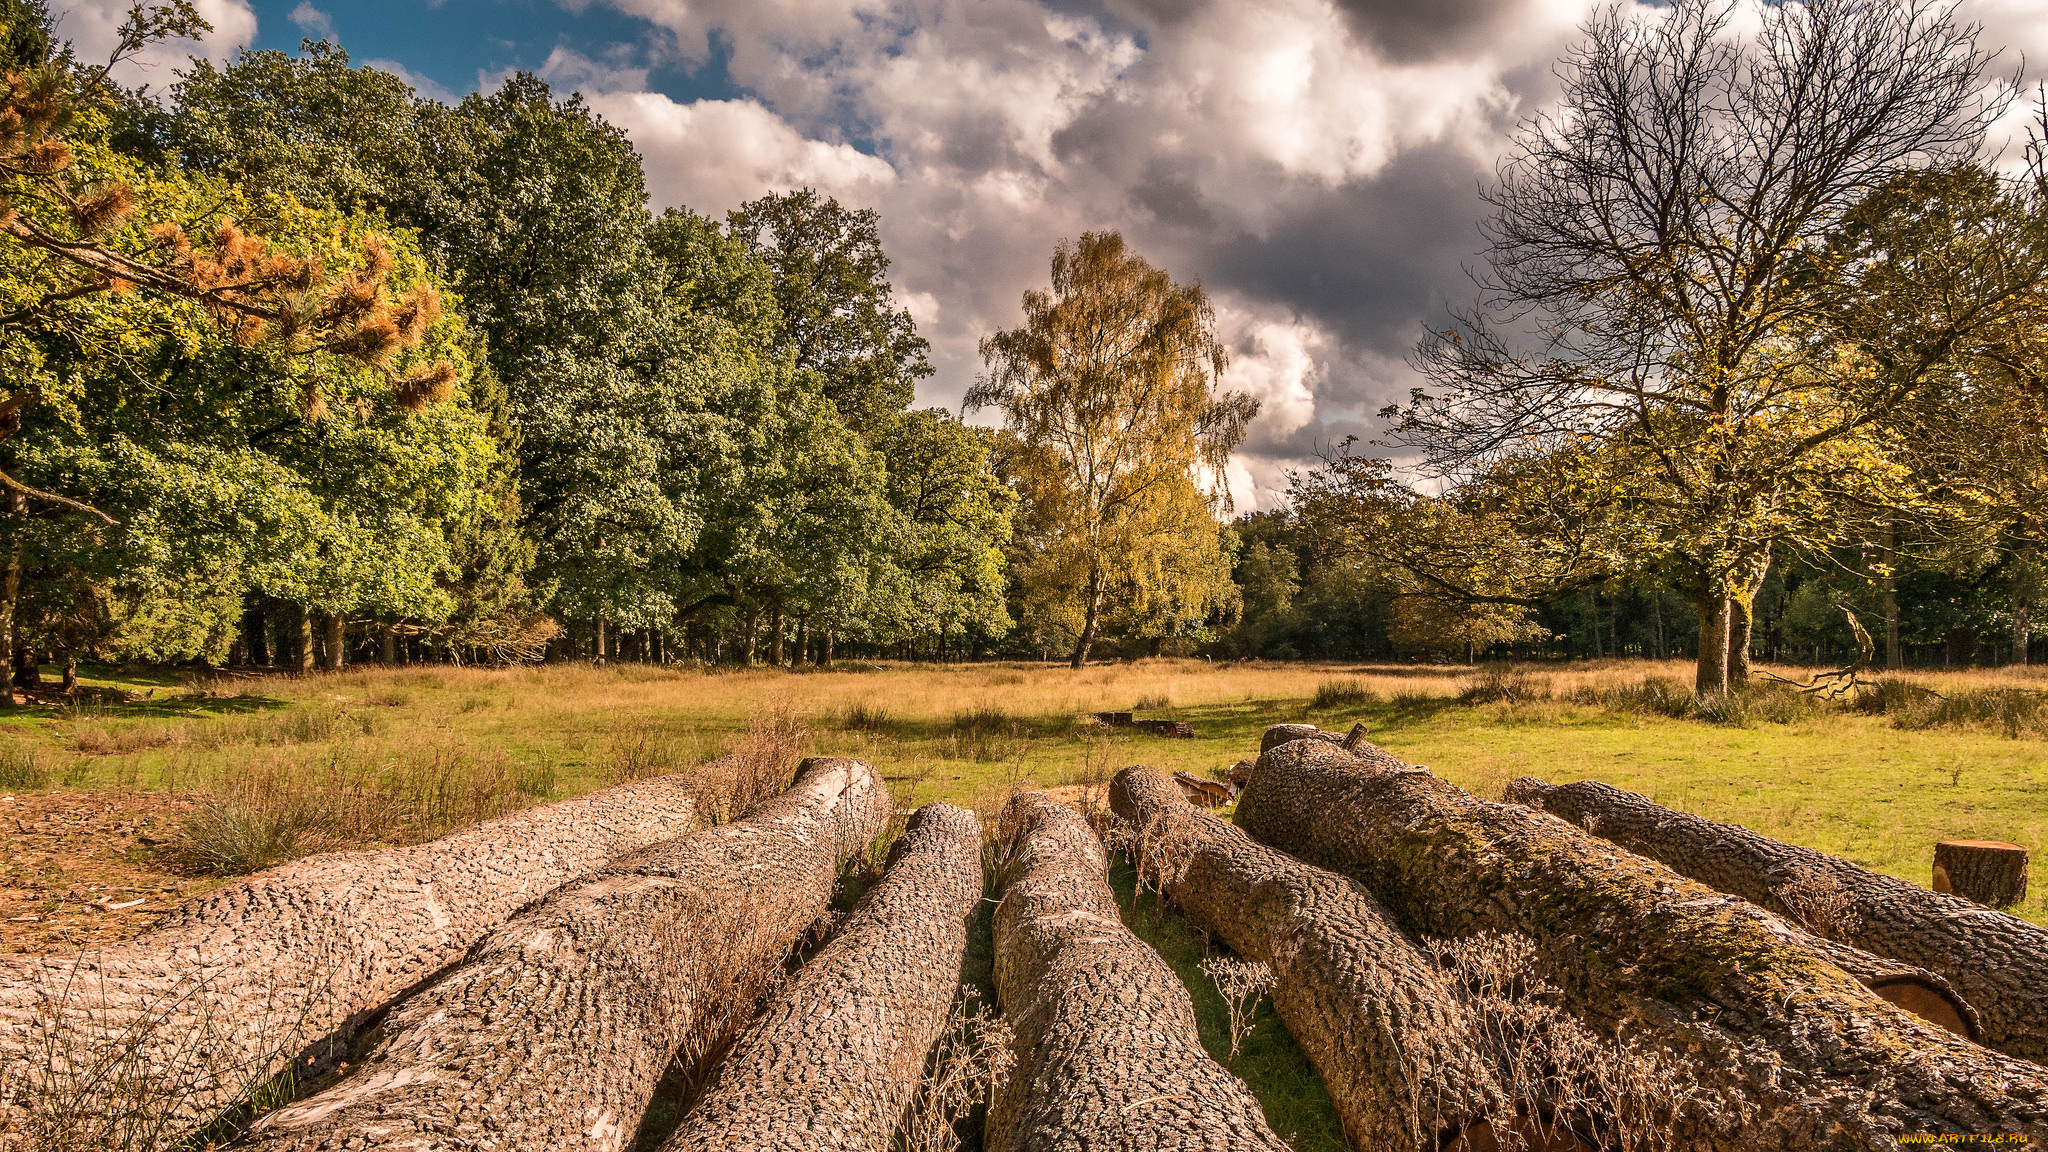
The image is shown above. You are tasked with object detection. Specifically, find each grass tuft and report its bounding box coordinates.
[1310,678,1376,710]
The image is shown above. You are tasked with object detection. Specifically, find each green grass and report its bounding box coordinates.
[9,658,2047,930]
[1105,850,1350,1151]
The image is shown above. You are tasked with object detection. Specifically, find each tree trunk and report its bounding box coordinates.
[2,772,708,1127]
[986,792,1288,1152]
[1882,521,1904,670]
[380,622,397,665]
[1695,594,1730,695]
[1108,767,1525,1152]
[1727,596,1753,684]
[1237,739,2048,1149]
[663,803,983,1152]
[0,530,18,708]
[768,602,784,666]
[322,613,345,671]
[792,613,809,668]
[294,605,314,673]
[1502,777,2048,1060]
[743,605,759,667]
[1068,568,1107,669]
[822,628,834,668]
[1932,840,2029,910]
[241,758,891,1151]
[60,652,75,695]
[595,617,608,664]
[2013,598,2031,668]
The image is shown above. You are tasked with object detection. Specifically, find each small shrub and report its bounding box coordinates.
[1199,954,1275,1069]
[688,709,806,826]
[1311,679,1375,710]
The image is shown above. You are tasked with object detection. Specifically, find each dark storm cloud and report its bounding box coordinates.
[1331,0,1533,62]
[1204,142,1495,404]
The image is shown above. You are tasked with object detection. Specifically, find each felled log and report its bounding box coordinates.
[237,757,892,1152]
[662,802,983,1152]
[1260,723,1340,754]
[1506,776,2047,1064]
[1142,720,1194,738]
[1093,712,1133,726]
[1933,839,2029,908]
[1170,770,1232,807]
[1239,740,2048,1149]
[1108,765,1518,1152]
[985,792,1288,1152]
[2,770,704,1124]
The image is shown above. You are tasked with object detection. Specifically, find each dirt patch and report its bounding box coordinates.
[0,791,216,953]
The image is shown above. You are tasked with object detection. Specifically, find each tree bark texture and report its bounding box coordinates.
[1,773,706,1127]
[1932,840,2029,910]
[238,757,893,1152]
[1694,595,1729,695]
[1107,766,1511,1151]
[1506,776,2048,1064]
[1236,740,2048,1149]
[663,803,983,1152]
[322,613,344,671]
[1069,568,1106,669]
[985,792,1288,1152]
[1260,724,1342,755]
[295,605,313,672]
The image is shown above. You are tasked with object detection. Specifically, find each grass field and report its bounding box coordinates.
[4,656,2045,937]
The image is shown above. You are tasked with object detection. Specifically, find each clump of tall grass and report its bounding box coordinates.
[166,743,554,875]
[686,710,808,826]
[1583,675,1696,719]
[603,718,702,783]
[1858,677,2048,737]
[838,700,892,731]
[1311,678,1376,710]
[1458,664,1548,705]
[0,742,48,790]
[1132,692,1172,711]
[950,704,1014,736]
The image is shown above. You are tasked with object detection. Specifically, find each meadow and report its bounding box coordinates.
[3,655,2043,933]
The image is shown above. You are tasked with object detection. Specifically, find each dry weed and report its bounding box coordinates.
[1428,931,1703,1152]
[1772,866,1863,940]
[895,999,1016,1152]
[1198,955,1274,1069]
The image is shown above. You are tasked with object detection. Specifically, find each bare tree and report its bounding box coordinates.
[1389,0,2045,694]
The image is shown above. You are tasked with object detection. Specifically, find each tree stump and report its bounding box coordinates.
[1933,840,2028,908]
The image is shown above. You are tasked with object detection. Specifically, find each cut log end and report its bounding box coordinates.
[1932,839,2029,908]
[1865,975,1976,1039]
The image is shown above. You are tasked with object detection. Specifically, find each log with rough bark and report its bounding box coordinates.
[985,791,1288,1152]
[662,802,984,1152]
[1933,839,2029,909]
[1238,740,2048,1149]
[1108,765,1525,1152]
[1260,723,1339,754]
[1505,776,2047,1064]
[235,757,892,1152]
[2,771,705,1126]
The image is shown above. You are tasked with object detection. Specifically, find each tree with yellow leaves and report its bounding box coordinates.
[971,232,1257,667]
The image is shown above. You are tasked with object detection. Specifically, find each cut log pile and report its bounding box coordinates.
[985,791,1289,1152]
[1,770,703,1122]
[1238,735,2048,1149]
[1505,775,2048,1064]
[662,802,984,1152]
[1107,765,1522,1152]
[235,756,891,1152]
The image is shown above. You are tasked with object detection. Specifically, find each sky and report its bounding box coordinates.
[50,0,2048,509]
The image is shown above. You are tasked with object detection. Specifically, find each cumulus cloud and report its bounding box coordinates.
[288,1,335,41]
[567,0,2048,508]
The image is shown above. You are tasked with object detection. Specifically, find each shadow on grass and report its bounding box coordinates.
[1105,852,1350,1152]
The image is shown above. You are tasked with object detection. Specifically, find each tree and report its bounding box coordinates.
[970,232,1256,667]
[1389,0,2048,694]
[727,189,932,432]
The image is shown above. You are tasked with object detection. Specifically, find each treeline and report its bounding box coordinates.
[0,1,1269,687]
[1216,509,2035,669]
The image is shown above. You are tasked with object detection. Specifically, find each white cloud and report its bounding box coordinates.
[587,93,897,211]
[288,1,334,41]
[54,0,256,94]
